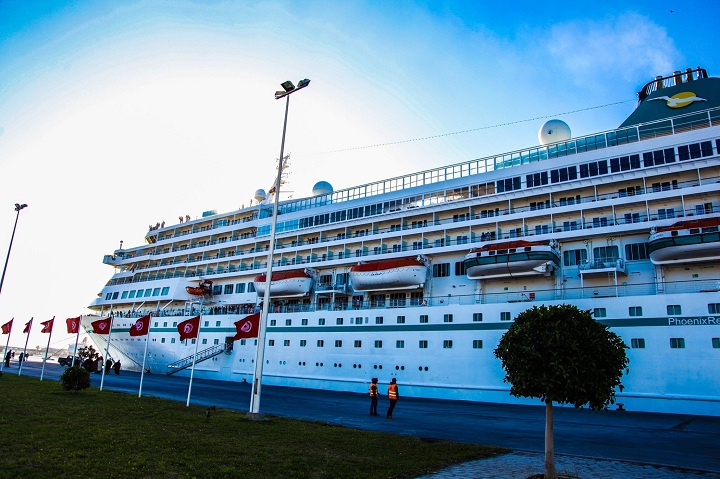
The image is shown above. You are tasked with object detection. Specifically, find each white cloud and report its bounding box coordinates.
[544,13,680,84]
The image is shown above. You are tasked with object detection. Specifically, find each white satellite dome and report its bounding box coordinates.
[312,181,333,196]
[254,189,267,202]
[538,119,571,145]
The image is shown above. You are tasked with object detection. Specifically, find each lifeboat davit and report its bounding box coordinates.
[648,217,720,265]
[186,279,213,296]
[254,269,314,298]
[349,257,427,292]
[463,240,560,280]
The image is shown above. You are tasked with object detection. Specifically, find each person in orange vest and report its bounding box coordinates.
[386,377,399,419]
[369,377,380,416]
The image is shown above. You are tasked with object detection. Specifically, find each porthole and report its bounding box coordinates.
[400,366,405,370]
[418,366,423,371]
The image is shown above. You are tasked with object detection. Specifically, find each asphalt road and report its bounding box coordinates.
[11,357,720,473]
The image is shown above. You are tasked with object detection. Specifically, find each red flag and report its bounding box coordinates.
[91,317,112,335]
[177,316,200,341]
[130,315,151,337]
[233,313,260,340]
[41,317,54,334]
[23,319,32,334]
[66,316,81,334]
[1,319,12,335]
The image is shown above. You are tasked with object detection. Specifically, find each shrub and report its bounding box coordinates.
[60,365,91,392]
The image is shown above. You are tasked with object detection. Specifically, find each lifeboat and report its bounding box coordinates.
[463,240,559,280]
[186,279,213,296]
[254,269,314,297]
[648,217,720,265]
[349,257,428,292]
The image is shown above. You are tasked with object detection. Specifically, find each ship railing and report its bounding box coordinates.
[166,343,232,375]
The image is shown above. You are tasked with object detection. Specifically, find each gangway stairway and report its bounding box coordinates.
[166,342,233,375]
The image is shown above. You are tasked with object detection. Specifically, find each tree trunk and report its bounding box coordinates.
[545,400,558,479]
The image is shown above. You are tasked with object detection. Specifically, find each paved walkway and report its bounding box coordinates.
[418,451,720,478]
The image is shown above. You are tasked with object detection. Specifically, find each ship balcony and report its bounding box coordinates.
[314,283,348,294]
[103,254,131,266]
[578,259,628,277]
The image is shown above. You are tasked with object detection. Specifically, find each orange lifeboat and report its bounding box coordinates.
[349,257,427,292]
[648,216,720,264]
[463,240,559,280]
[253,270,314,297]
[186,279,213,296]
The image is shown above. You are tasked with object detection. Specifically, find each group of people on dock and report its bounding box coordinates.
[4,350,28,367]
[369,377,399,419]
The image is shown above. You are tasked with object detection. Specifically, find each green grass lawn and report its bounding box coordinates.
[0,374,506,479]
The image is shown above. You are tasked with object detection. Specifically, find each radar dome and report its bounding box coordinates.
[312,181,333,196]
[538,119,571,145]
[254,189,267,202]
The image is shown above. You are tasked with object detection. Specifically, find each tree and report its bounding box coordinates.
[494,304,629,479]
[77,345,100,372]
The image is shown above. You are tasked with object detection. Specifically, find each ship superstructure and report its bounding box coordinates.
[87,67,720,416]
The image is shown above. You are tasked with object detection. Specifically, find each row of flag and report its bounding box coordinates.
[2,312,261,404]
[87,312,260,340]
[1,313,259,339]
[1,317,81,336]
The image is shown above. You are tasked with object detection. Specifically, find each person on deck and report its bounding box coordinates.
[386,378,399,419]
[369,378,380,416]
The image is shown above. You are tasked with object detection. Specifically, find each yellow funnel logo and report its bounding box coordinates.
[648,91,707,108]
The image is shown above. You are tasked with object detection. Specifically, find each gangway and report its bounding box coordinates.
[166,343,233,375]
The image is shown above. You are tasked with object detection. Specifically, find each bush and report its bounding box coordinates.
[60,365,91,392]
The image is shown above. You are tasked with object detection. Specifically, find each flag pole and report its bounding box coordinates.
[1,317,11,373]
[138,323,151,398]
[40,316,54,381]
[18,317,31,377]
[100,315,113,391]
[186,304,203,407]
[71,315,81,367]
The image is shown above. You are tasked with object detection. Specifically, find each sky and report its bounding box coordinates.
[1,0,719,352]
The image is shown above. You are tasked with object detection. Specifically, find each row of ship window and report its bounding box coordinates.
[254,139,718,237]
[136,336,720,351]
[113,302,720,330]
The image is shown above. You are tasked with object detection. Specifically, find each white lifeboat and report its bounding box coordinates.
[349,257,427,292]
[648,217,720,264]
[253,269,314,298]
[463,240,560,280]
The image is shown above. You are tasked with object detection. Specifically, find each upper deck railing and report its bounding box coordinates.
[278,106,720,215]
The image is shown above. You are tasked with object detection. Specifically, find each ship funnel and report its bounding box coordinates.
[673,71,682,86]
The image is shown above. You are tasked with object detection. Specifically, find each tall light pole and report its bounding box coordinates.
[0,203,28,296]
[249,79,310,418]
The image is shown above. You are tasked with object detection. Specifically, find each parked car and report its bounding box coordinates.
[58,356,81,367]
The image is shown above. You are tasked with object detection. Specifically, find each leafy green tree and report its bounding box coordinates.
[494,304,629,479]
[77,345,100,372]
[60,365,91,392]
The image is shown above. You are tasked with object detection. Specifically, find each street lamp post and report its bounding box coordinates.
[0,203,28,297]
[248,79,310,418]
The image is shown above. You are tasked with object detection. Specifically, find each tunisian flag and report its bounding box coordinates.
[66,316,81,334]
[177,316,200,341]
[233,313,260,340]
[1,319,12,335]
[23,319,32,334]
[91,317,112,334]
[40,318,54,333]
[130,315,151,337]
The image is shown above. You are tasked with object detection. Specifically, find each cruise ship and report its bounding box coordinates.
[86,67,720,416]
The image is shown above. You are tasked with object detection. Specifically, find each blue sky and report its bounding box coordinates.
[1,0,719,351]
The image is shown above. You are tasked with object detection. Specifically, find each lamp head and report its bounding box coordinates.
[297,79,310,89]
[280,81,295,92]
[14,203,27,211]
